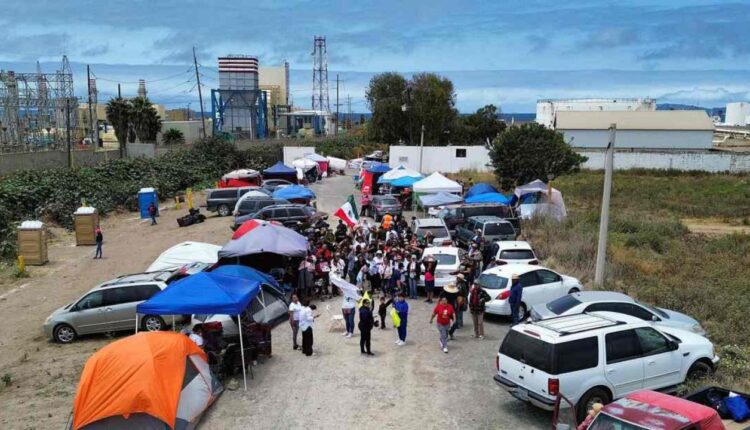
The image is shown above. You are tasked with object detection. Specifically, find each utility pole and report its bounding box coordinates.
[87,65,95,148]
[594,124,616,287]
[117,83,123,158]
[66,98,72,168]
[418,124,425,173]
[335,74,339,136]
[193,46,207,139]
[347,95,351,130]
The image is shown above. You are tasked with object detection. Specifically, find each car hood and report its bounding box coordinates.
[657,308,703,333]
[561,275,582,285]
[47,303,73,320]
[658,326,713,350]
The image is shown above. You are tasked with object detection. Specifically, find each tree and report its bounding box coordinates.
[105,97,132,157]
[456,104,507,145]
[162,128,185,145]
[407,73,458,146]
[487,122,587,190]
[130,97,162,142]
[365,72,409,143]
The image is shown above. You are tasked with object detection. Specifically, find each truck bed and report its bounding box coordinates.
[684,386,750,429]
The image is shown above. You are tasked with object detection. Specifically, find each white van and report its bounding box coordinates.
[494,312,719,422]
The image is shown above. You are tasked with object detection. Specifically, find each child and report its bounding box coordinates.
[378,296,393,330]
[394,293,409,346]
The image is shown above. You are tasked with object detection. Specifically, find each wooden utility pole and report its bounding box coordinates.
[193,47,207,139]
[594,124,616,286]
[86,65,95,148]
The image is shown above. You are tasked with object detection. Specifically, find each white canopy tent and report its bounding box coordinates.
[326,156,347,171]
[413,172,462,194]
[146,241,221,272]
[514,179,567,221]
[379,164,422,183]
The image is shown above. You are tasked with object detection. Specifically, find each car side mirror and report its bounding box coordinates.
[652,315,660,322]
[668,340,679,351]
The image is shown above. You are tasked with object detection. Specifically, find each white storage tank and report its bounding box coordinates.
[725,102,750,126]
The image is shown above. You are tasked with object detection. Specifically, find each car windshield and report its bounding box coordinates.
[589,413,649,430]
[475,273,508,289]
[484,223,515,235]
[378,198,399,206]
[546,295,582,315]
[499,249,535,260]
[428,254,457,266]
[416,226,450,238]
[637,301,669,319]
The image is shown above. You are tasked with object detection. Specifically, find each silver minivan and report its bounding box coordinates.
[43,272,172,343]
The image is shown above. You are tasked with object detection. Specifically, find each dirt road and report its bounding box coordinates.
[0,174,549,429]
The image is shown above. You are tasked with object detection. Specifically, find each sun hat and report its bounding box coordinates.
[443,283,459,294]
[456,273,465,280]
[512,273,520,280]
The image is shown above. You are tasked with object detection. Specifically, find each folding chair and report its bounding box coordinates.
[326,304,346,332]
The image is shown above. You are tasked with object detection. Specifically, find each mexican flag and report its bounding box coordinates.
[334,195,359,227]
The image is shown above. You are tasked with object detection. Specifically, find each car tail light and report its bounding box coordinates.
[548,378,560,396]
[495,355,499,371]
[496,290,510,300]
[529,259,539,265]
[442,240,453,246]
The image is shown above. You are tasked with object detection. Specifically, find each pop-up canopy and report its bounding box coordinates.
[304,153,329,174]
[219,219,308,259]
[378,164,422,183]
[413,172,462,194]
[211,264,281,294]
[419,192,464,208]
[262,161,298,183]
[220,169,261,188]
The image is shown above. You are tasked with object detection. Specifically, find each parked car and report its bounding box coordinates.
[232,196,288,226]
[490,240,539,265]
[370,195,402,221]
[191,283,290,336]
[436,204,519,234]
[43,271,177,343]
[412,218,453,246]
[530,291,706,336]
[495,312,720,422]
[205,187,261,216]
[456,216,517,247]
[476,264,582,320]
[261,179,294,193]
[418,246,466,288]
[253,204,324,229]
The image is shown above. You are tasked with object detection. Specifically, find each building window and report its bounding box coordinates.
[456,148,467,158]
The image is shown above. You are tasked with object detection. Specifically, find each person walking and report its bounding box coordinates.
[358,299,374,355]
[406,254,420,299]
[468,283,491,339]
[509,273,523,326]
[288,294,303,350]
[148,202,158,225]
[93,226,103,259]
[441,283,461,340]
[299,299,319,356]
[341,293,357,338]
[394,293,409,346]
[430,297,455,353]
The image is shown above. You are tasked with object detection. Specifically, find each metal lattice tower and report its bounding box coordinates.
[311,36,329,112]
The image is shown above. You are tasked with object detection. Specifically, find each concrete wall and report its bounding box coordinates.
[283,146,315,165]
[157,120,209,144]
[389,146,492,173]
[579,149,750,173]
[563,130,714,150]
[0,149,121,175]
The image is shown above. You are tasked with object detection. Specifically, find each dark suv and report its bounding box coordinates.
[370,195,402,221]
[437,204,519,234]
[456,215,517,246]
[205,187,264,216]
[255,204,322,228]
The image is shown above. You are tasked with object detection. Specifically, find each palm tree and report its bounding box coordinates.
[105,97,132,157]
[162,128,185,145]
[131,97,163,143]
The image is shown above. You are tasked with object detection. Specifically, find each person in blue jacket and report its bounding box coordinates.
[394,293,409,346]
[509,273,523,326]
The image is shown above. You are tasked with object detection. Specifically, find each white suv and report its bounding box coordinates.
[494,312,719,422]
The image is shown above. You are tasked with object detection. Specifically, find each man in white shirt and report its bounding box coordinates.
[299,299,318,356]
[288,294,303,350]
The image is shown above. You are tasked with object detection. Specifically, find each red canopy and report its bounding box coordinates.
[602,390,723,430]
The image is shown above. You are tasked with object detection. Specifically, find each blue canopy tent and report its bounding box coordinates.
[262,161,298,183]
[272,185,316,201]
[136,272,261,390]
[390,175,423,188]
[464,192,512,205]
[211,264,283,295]
[367,162,391,174]
[465,183,498,198]
[419,192,464,208]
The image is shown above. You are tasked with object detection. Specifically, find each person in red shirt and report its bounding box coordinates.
[430,297,456,353]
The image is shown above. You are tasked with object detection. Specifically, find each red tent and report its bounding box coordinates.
[305,153,329,175]
[219,169,261,188]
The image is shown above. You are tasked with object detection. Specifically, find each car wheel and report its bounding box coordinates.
[687,361,713,381]
[53,324,77,344]
[142,315,166,332]
[568,287,580,294]
[577,387,611,423]
[217,204,230,217]
[516,303,528,322]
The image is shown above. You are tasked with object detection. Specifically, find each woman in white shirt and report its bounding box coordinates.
[341,293,357,338]
[299,299,318,356]
[288,294,303,350]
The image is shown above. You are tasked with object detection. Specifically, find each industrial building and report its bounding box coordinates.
[554,110,715,150]
[211,55,268,140]
[279,110,333,137]
[259,62,291,135]
[725,102,750,126]
[536,98,656,128]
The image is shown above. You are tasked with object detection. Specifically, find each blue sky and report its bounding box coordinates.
[1,0,749,112]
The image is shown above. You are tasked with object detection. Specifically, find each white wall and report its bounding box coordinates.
[563,129,714,150]
[536,98,656,128]
[579,149,750,173]
[283,146,315,165]
[389,146,491,173]
[157,120,209,144]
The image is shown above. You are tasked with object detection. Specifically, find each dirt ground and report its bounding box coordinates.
[682,217,750,236]
[0,174,548,429]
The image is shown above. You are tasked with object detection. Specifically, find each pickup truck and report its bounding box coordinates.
[455,216,517,247]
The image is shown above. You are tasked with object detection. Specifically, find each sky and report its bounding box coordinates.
[1,0,749,112]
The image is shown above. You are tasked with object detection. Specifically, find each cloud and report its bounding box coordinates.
[526,35,549,53]
[81,44,109,57]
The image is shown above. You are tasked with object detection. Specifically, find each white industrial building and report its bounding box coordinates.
[536,98,656,128]
[555,110,715,150]
[725,102,750,126]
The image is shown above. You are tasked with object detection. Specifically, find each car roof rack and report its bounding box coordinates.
[531,312,624,336]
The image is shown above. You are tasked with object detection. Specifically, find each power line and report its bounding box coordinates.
[90,67,193,84]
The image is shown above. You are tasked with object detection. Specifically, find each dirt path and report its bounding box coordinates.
[682,218,750,236]
[0,175,549,429]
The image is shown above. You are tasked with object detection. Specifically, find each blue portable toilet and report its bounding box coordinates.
[138,188,158,219]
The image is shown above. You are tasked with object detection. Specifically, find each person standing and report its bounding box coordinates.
[148,202,158,225]
[406,255,420,299]
[441,283,461,340]
[299,299,318,356]
[358,299,374,355]
[288,294,303,350]
[423,256,437,303]
[394,293,409,346]
[509,274,523,326]
[94,226,103,259]
[468,283,491,339]
[454,273,469,329]
[341,293,357,338]
[360,193,371,217]
[430,297,456,353]
[377,296,392,330]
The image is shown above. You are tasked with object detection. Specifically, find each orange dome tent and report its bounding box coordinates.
[70,331,222,430]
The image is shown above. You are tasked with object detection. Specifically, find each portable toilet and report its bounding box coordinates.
[17,221,48,265]
[74,207,98,245]
[138,188,158,219]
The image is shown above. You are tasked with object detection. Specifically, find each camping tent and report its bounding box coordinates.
[292,158,319,183]
[513,179,567,220]
[147,241,221,272]
[136,272,261,390]
[326,156,347,171]
[219,169,261,188]
[413,172,462,194]
[262,161,298,183]
[70,332,222,430]
[219,219,308,259]
[378,165,422,184]
[272,185,316,202]
[465,182,498,198]
[419,192,464,208]
[360,162,391,195]
[464,192,512,205]
[304,153,329,175]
